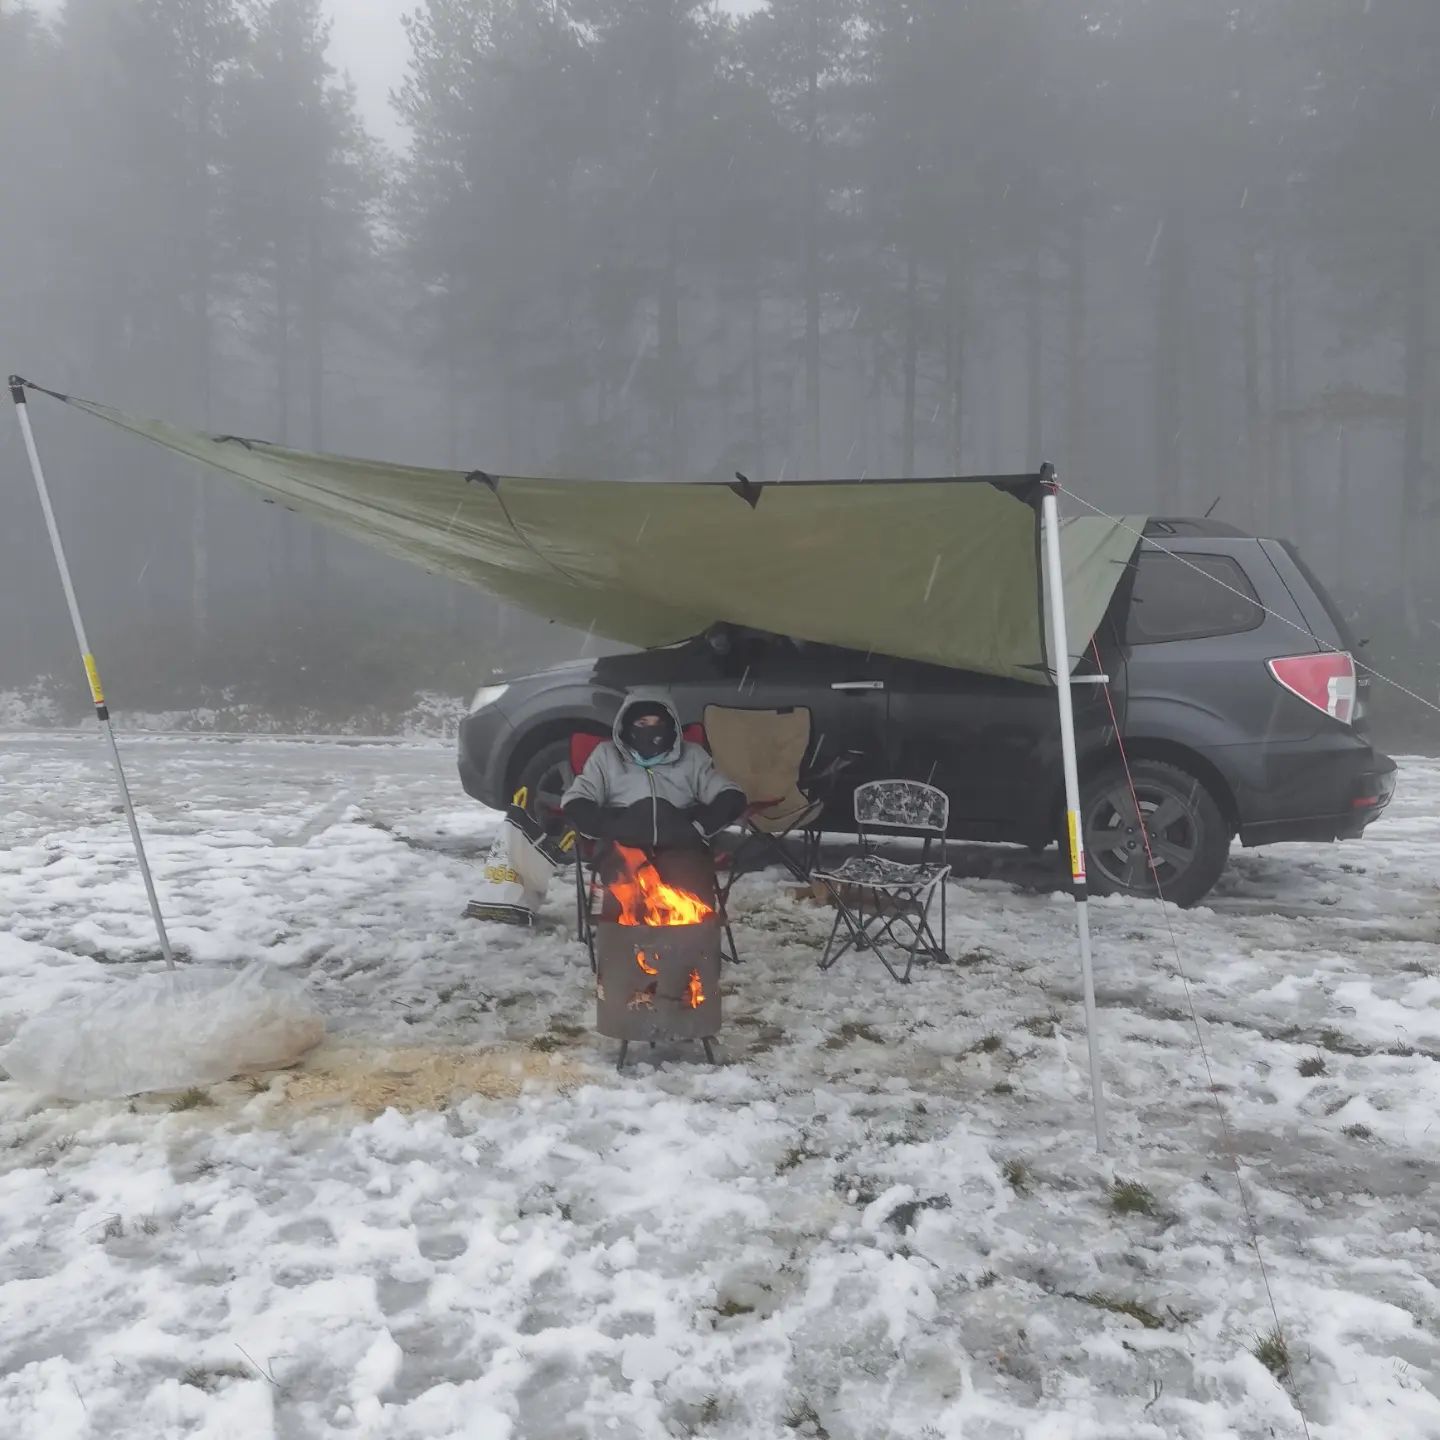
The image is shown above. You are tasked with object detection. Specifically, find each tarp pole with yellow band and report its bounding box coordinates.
[9,378,176,970]
[1041,465,1107,1152]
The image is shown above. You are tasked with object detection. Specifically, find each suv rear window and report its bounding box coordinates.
[1126,552,1264,644]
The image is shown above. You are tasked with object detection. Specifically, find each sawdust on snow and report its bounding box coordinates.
[279,1042,588,1116]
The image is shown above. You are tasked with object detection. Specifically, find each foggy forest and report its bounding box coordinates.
[2,0,1438,740]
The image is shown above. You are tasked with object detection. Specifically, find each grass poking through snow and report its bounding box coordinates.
[1298,1054,1326,1078]
[181,1363,250,1394]
[1002,1159,1031,1195]
[1252,1327,1292,1379]
[1019,1011,1063,1038]
[1109,1179,1157,1217]
[1065,1290,1165,1330]
[170,1088,214,1112]
[783,1397,829,1438]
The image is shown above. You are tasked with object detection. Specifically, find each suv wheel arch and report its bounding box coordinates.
[506,719,609,823]
[1056,738,1239,839]
[1102,739,1240,836]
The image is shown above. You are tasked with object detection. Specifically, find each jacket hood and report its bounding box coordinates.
[612,690,684,767]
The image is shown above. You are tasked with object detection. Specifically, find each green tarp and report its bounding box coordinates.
[19,383,1142,683]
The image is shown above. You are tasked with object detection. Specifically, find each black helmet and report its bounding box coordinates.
[619,700,678,766]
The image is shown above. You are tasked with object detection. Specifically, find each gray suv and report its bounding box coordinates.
[459,519,1396,906]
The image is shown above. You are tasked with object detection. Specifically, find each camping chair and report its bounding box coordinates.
[568,727,738,969]
[813,779,951,984]
[703,705,843,900]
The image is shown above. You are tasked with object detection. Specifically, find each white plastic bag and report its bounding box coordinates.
[466,799,572,926]
[0,963,325,1100]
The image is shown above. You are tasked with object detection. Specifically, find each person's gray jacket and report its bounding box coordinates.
[562,693,744,845]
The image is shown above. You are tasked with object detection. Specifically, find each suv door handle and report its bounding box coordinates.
[831,680,885,691]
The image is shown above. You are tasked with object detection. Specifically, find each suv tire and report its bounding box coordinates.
[513,739,576,832]
[1081,759,1230,908]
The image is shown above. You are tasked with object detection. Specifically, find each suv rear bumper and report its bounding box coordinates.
[1236,747,1397,847]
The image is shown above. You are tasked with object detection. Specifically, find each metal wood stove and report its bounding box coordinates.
[589,843,724,1067]
[594,919,722,1066]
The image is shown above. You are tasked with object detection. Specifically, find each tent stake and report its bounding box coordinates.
[9,378,175,970]
[1040,465,1107,1152]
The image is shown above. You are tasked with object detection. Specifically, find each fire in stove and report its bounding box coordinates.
[594,845,722,1066]
[609,844,715,926]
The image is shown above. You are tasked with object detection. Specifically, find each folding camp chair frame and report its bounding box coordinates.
[815,780,952,984]
[716,796,824,901]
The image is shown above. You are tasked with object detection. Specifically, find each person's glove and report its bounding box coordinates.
[605,801,662,847]
[652,799,705,847]
[561,798,652,846]
[560,797,607,840]
[689,788,747,840]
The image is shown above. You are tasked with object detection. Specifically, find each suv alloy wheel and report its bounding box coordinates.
[1081,759,1230,908]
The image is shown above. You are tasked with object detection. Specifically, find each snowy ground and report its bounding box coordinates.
[2,734,1439,1440]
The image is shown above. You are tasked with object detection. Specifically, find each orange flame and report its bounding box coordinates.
[611,845,715,927]
[687,969,705,1009]
[635,949,658,976]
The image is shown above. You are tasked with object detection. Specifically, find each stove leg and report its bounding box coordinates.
[702,1037,718,1066]
[617,1040,629,1071]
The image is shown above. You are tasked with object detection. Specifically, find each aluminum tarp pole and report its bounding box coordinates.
[1040,465,1107,1151]
[9,378,176,969]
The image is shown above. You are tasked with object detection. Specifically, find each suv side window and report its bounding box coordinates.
[1126,551,1264,644]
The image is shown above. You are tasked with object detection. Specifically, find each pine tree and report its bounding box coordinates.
[227,0,379,450]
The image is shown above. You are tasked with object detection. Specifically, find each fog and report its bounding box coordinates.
[2,0,1436,739]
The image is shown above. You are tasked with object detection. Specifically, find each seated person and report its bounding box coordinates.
[561,694,746,896]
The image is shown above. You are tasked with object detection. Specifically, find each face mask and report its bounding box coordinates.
[623,711,676,765]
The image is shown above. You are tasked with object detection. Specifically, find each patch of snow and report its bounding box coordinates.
[0,735,1438,1437]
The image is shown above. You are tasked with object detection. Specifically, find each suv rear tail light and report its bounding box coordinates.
[1267,652,1356,725]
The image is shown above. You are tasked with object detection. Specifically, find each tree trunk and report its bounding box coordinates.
[303,217,328,607]
[802,0,821,476]
[1266,243,1283,532]
[445,299,460,468]
[273,242,294,602]
[190,57,215,652]
[1155,211,1186,510]
[1401,239,1428,636]
[305,221,324,451]
[902,244,919,478]
[750,285,765,473]
[276,244,293,445]
[1026,244,1043,467]
[870,327,885,476]
[1336,420,1350,591]
[1242,237,1263,530]
[1065,214,1087,483]
[944,252,965,471]
[190,248,212,652]
[657,0,683,477]
[1282,256,1303,552]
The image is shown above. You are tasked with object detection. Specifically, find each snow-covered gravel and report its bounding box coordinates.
[1,734,1438,1440]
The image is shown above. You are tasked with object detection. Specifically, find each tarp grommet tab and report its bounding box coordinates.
[730,472,763,509]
